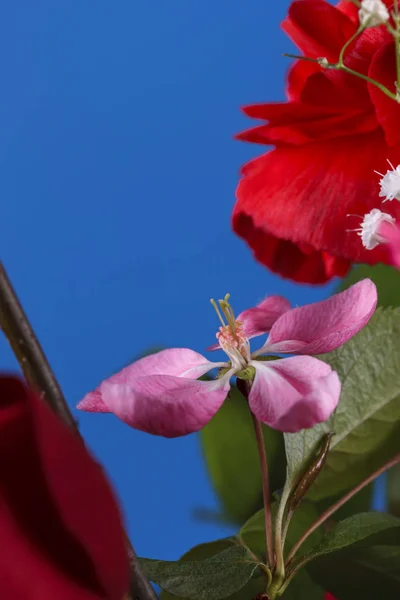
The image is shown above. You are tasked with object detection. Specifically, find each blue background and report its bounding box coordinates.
[1,0,375,563]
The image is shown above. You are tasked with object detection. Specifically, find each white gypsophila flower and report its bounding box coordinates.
[359,0,390,27]
[358,209,395,250]
[317,57,329,68]
[378,163,400,202]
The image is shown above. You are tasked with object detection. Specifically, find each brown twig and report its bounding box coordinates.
[0,261,157,600]
[286,452,400,567]
[0,262,77,428]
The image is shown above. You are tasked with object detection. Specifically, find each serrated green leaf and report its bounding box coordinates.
[298,512,400,568]
[339,264,400,307]
[140,544,262,600]
[159,540,265,600]
[284,308,400,501]
[309,545,400,600]
[200,384,285,523]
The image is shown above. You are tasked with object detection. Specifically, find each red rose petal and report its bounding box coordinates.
[0,376,129,600]
[286,59,321,101]
[282,0,357,62]
[368,41,400,147]
[233,213,350,283]
[233,131,400,282]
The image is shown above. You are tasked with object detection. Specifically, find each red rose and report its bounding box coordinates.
[233,0,400,283]
[0,376,129,599]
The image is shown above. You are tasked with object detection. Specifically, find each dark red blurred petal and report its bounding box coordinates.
[368,41,400,146]
[0,376,129,600]
[233,213,350,283]
[233,131,400,282]
[286,59,321,101]
[301,67,371,109]
[237,104,376,146]
[337,0,359,23]
[282,0,357,62]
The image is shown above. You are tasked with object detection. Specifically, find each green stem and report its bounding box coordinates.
[283,53,398,102]
[340,64,397,100]
[393,1,400,97]
[280,508,295,550]
[338,25,363,67]
[251,411,275,569]
[285,452,400,568]
[273,494,286,580]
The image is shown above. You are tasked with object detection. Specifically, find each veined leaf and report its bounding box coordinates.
[309,545,400,600]
[298,512,400,568]
[284,308,400,501]
[159,539,265,600]
[140,544,262,600]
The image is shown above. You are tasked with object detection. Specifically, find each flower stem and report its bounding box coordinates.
[285,452,400,567]
[251,411,275,569]
[393,1,400,97]
[283,53,398,102]
[337,25,363,67]
[0,261,157,600]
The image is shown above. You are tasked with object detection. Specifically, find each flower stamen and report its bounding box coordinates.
[210,294,250,369]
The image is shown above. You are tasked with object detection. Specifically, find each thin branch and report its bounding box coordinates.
[0,262,77,429]
[286,452,400,567]
[251,412,275,569]
[0,261,157,600]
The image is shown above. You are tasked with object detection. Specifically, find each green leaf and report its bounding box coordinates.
[281,569,324,600]
[240,501,322,560]
[140,544,263,600]
[200,384,285,523]
[317,482,373,522]
[159,540,265,600]
[239,502,324,599]
[299,512,400,567]
[284,308,400,501]
[309,545,400,600]
[339,264,400,307]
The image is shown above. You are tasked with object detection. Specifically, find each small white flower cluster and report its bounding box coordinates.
[358,209,395,250]
[355,162,399,250]
[359,0,390,28]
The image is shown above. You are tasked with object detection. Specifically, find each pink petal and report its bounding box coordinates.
[237,295,291,339]
[98,372,232,437]
[248,357,341,433]
[78,348,222,413]
[261,279,377,355]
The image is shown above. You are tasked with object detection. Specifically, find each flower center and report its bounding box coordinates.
[210,294,250,370]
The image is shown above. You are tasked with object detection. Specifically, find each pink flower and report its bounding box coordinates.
[78,280,377,436]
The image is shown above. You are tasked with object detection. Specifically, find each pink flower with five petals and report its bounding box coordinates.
[77,279,377,437]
